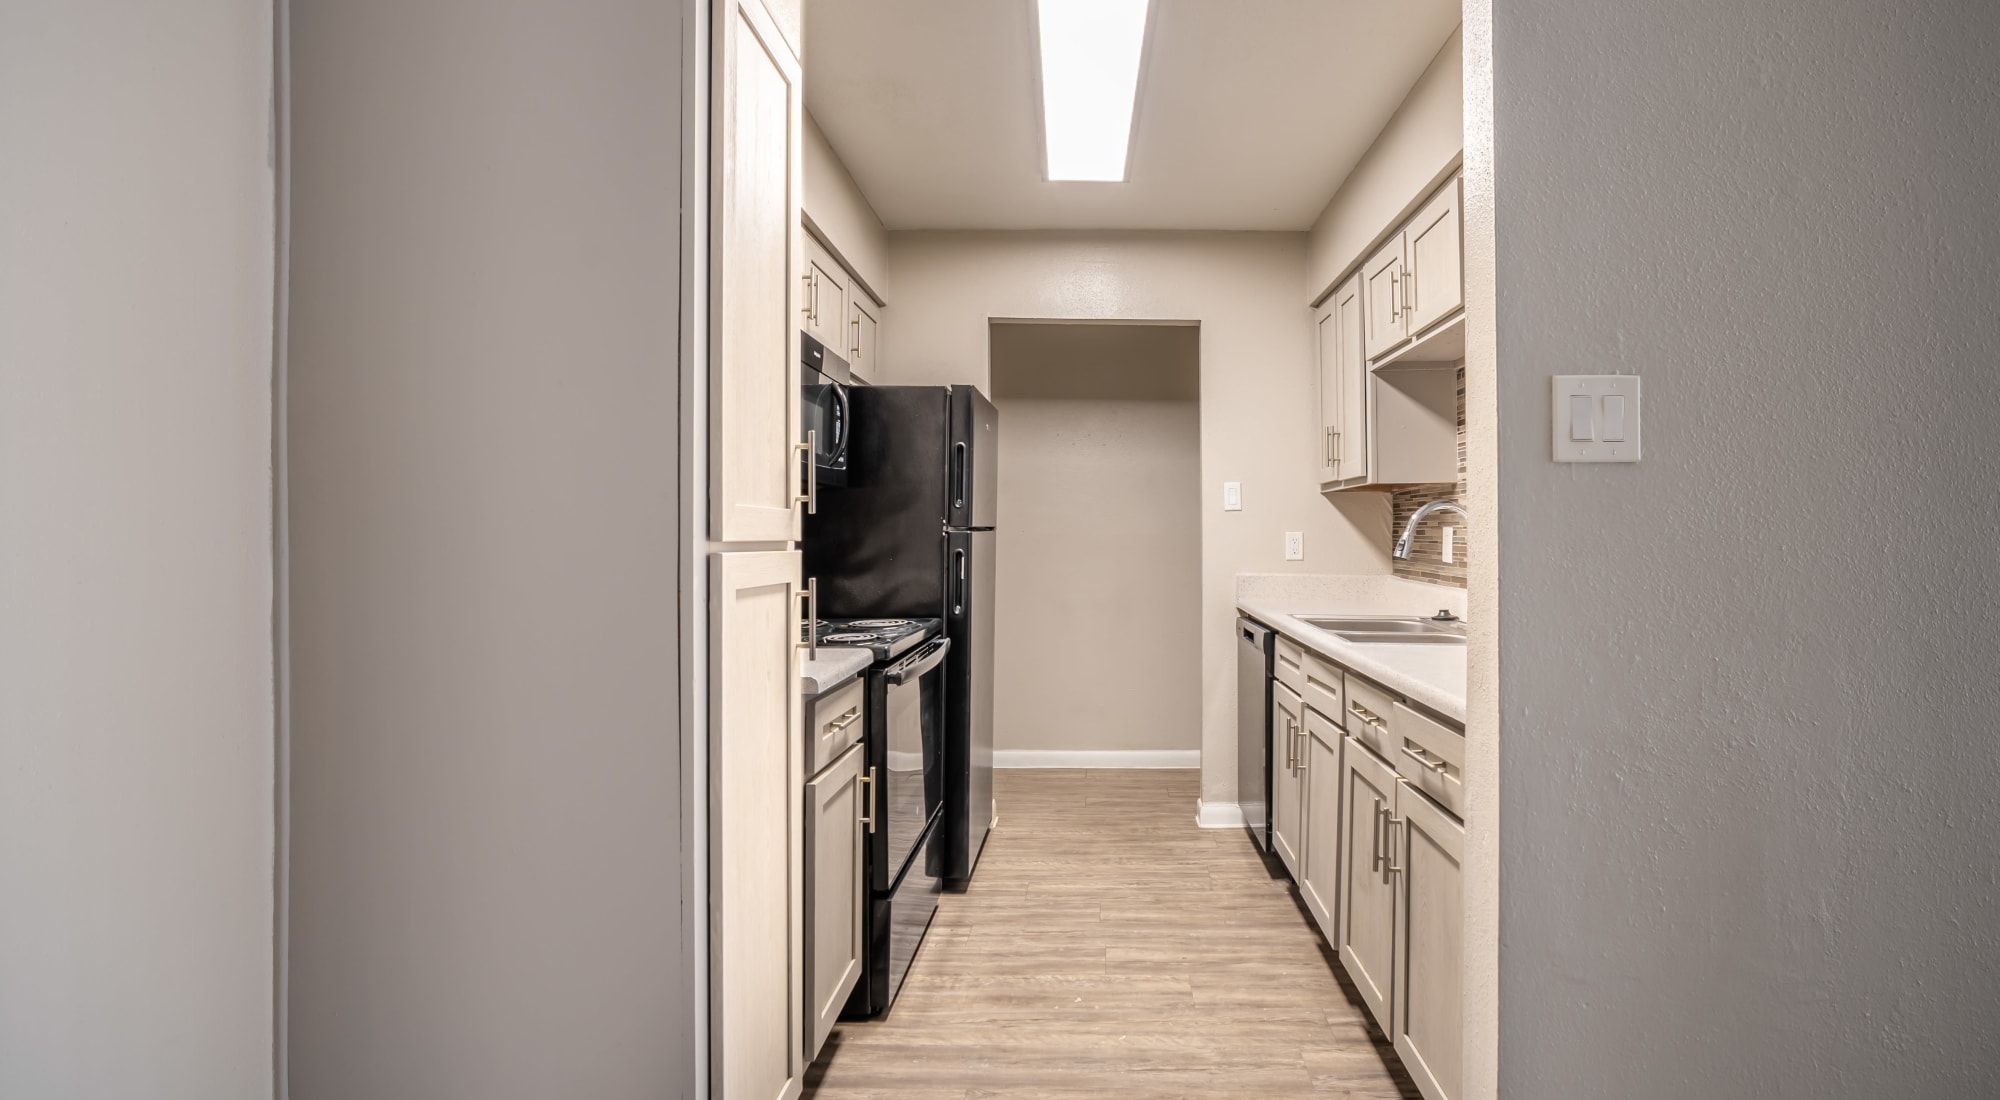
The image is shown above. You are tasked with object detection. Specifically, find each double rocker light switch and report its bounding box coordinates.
[1553,375,1642,462]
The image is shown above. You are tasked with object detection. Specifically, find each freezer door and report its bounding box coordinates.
[804,385,951,617]
[944,529,996,882]
[949,386,999,530]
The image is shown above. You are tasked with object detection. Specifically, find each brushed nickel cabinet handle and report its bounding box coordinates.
[795,430,818,514]
[1383,811,1404,883]
[1404,269,1416,319]
[851,316,861,358]
[801,273,814,318]
[796,582,817,658]
[1370,796,1385,874]
[858,766,876,833]
[826,707,861,735]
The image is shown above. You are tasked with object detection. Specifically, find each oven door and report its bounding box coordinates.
[872,636,948,890]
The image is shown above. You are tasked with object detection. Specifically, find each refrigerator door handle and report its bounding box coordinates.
[951,442,967,512]
[951,548,967,615]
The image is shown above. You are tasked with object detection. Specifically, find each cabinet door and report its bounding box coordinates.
[804,741,865,1061]
[711,550,804,1100]
[1394,786,1465,1100]
[1331,275,1368,480]
[1297,706,1343,937]
[1314,302,1341,486]
[848,295,879,383]
[1362,233,1408,361]
[803,235,847,350]
[760,0,802,62]
[1270,681,1305,877]
[1405,177,1463,338]
[1337,735,1398,1032]
[711,0,803,543]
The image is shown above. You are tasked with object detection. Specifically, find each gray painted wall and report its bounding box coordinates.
[284,2,692,1095]
[0,3,278,1097]
[988,324,1202,755]
[1490,2,2000,1094]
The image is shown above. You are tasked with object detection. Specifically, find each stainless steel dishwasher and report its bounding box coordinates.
[1236,617,1274,851]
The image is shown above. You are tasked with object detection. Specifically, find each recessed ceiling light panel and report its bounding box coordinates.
[1037,0,1151,182]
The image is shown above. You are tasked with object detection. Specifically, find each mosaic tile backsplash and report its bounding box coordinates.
[1389,364,1467,588]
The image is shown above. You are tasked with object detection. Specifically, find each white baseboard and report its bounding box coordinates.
[1195,799,1247,828]
[992,749,1201,769]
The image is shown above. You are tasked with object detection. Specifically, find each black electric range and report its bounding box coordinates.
[812,617,941,663]
[812,615,948,1018]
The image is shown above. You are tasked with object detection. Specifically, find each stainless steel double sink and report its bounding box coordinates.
[1298,616,1467,646]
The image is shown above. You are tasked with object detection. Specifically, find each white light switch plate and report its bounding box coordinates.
[1553,375,1642,462]
[1222,482,1242,511]
[1284,532,1303,561]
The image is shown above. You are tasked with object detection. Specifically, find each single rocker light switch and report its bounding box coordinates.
[1602,395,1627,442]
[1569,395,1596,442]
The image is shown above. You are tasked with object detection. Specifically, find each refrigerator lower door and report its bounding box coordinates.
[944,528,996,883]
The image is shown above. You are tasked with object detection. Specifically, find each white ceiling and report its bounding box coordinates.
[802,0,1461,231]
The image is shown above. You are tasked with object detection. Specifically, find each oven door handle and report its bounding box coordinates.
[883,637,951,686]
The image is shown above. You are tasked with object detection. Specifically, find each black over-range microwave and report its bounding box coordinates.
[801,331,852,488]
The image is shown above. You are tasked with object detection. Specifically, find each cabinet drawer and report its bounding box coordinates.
[805,676,865,778]
[1274,635,1307,695]
[1301,650,1345,729]
[1343,673,1397,763]
[1392,701,1464,818]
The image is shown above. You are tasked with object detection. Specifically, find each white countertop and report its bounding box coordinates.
[1236,574,1468,723]
[800,646,873,697]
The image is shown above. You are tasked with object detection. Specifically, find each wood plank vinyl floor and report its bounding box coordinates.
[804,769,1420,1100]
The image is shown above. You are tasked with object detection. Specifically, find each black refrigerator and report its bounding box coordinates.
[804,384,997,885]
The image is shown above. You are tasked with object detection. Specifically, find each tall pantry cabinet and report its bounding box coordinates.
[710,0,808,1098]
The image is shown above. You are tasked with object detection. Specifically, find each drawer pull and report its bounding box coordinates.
[1401,743,1449,774]
[1348,701,1385,729]
[824,707,861,735]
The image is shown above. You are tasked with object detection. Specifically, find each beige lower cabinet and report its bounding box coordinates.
[710,549,805,1100]
[1336,733,1399,1032]
[1297,706,1343,935]
[804,739,866,1060]
[1393,781,1464,1100]
[1270,681,1306,877]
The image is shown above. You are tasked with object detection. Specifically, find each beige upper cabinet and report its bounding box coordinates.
[712,0,803,543]
[1393,784,1465,1100]
[1271,680,1306,878]
[1314,305,1341,486]
[847,295,880,383]
[1337,734,1398,1033]
[1362,233,1409,362]
[1297,706,1343,937]
[710,549,805,1100]
[1316,275,1368,490]
[802,234,848,353]
[1404,177,1463,339]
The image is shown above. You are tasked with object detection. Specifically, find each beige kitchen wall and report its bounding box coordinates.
[0,2,277,1096]
[805,110,889,303]
[882,232,1391,805]
[1305,25,1463,303]
[988,324,1202,758]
